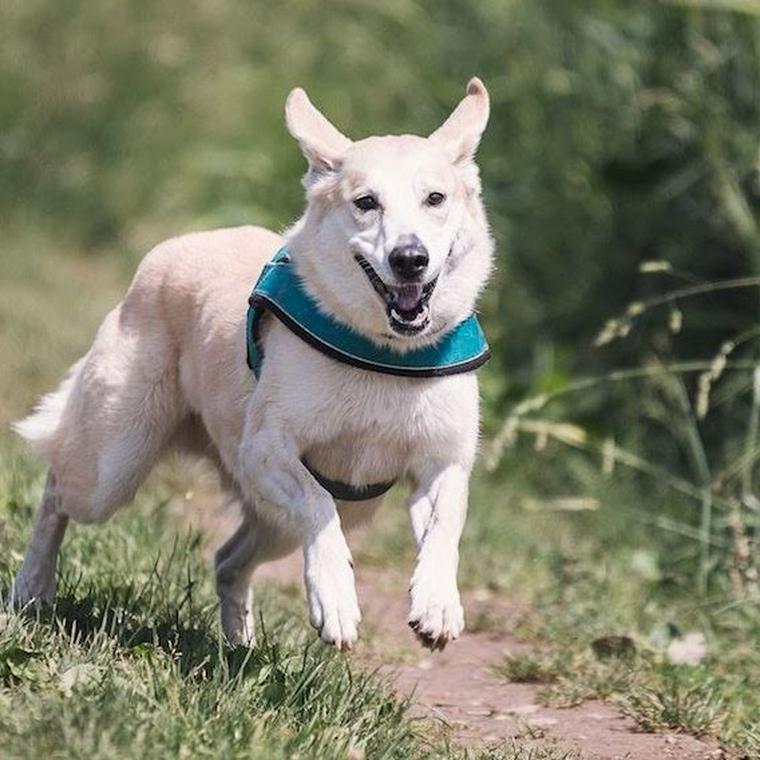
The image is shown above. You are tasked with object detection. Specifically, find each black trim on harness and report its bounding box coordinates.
[303,461,396,502]
[249,293,491,378]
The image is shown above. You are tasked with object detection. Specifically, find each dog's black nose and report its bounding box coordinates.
[389,239,429,281]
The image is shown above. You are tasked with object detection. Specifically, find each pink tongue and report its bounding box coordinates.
[396,284,423,312]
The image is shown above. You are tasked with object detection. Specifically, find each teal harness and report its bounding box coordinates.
[245,246,490,500]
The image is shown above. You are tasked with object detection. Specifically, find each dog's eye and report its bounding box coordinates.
[426,192,446,207]
[353,195,379,212]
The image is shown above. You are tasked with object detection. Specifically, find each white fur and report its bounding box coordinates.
[8,79,494,651]
[12,358,85,450]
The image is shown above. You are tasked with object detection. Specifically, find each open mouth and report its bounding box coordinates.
[355,255,437,335]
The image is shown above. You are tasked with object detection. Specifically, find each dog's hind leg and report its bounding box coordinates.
[214,502,298,645]
[11,295,187,607]
[8,473,68,608]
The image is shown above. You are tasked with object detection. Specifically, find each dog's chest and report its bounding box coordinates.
[272,347,478,484]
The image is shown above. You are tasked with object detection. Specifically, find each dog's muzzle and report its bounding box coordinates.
[355,254,438,336]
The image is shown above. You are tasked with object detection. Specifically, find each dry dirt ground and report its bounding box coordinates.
[187,491,726,760]
[257,556,722,760]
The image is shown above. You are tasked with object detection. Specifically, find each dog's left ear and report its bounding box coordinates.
[285,88,352,177]
[429,77,490,165]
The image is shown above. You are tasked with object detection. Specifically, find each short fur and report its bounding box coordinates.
[9,79,494,651]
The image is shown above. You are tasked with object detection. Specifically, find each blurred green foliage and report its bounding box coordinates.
[3,0,760,536]
[3,0,759,402]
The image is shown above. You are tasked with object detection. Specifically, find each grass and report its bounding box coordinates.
[448,470,760,755]
[554,659,726,739]
[0,449,586,760]
[358,436,760,756]
[1,160,759,759]
[620,670,725,737]
[496,647,727,737]
[3,2,760,755]
[0,236,431,759]
[498,653,564,686]
[498,647,729,741]
[0,464,418,759]
[0,229,130,428]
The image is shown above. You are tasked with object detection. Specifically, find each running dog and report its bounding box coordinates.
[9,78,494,651]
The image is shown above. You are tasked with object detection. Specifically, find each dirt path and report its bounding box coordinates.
[255,555,722,760]
[183,494,724,759]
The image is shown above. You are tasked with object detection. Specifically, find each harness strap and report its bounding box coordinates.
[246,247,490,379]
[303,461,396,502]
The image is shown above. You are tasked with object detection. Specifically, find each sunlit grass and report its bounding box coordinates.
[0,472,420,759]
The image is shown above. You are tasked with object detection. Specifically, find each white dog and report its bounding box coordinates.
[9,78,494,651]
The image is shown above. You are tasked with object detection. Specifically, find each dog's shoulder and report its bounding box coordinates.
[136,225,282,285]
[120,225,282,318]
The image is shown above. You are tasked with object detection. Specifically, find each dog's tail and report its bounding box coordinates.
[12,357,85,457]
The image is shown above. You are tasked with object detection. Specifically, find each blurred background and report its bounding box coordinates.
[4,0,760,591]
[2,0,760,752]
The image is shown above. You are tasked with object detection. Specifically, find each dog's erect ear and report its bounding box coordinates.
[429,77,490,165]
[285,88,352,175]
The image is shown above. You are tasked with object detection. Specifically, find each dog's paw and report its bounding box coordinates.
[304,545,361,651]
[219,588,255,648]
[5,573,55,611]
[408,571,464,651]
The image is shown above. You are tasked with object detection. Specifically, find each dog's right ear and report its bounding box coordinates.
[285,88,352,178]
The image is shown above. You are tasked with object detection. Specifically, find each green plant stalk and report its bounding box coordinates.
[514,418,733,520]
[669,372,714,594]
[741,366,760,573]
[741,367,760,504]
[489,360,760,470]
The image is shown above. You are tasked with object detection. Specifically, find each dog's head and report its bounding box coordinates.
[285,79,493,347]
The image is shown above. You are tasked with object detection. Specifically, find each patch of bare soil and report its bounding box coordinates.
[180,492,725,760]
[256,555,723,760]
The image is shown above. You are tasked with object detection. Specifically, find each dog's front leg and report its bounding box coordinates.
[240,427,361,651]
[407,464,469,650]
